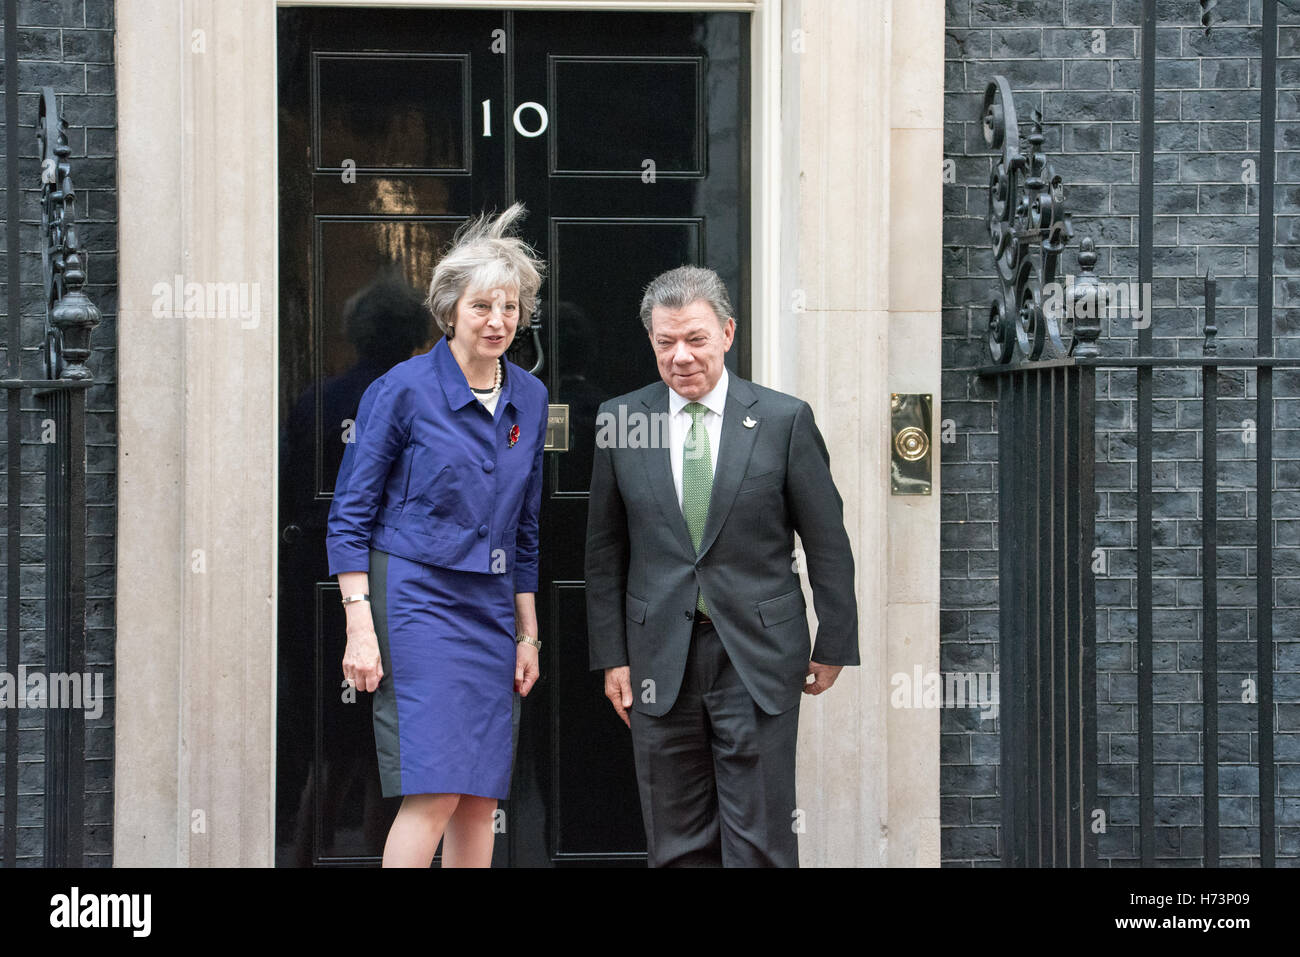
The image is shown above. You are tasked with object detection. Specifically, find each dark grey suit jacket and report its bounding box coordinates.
[585,374,859,717]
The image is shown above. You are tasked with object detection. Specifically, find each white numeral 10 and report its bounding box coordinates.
[481,99,549,138]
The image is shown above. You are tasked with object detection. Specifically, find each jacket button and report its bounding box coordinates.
[482,460,495,473]
[478,524,488,537]
[684,610,693,620]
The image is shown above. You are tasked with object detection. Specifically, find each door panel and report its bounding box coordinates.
[549,57,705,175]
[550,218,701,495]
[314,53,472,172]
[276,6,749,867]
[511,11,748,865]
[277,7,507,868]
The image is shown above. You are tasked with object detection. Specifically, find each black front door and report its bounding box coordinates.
[275,6,750,866]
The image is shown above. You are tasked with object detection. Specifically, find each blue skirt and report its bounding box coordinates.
[368,548,517,799]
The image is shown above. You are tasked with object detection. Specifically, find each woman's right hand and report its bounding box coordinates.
[342,604,384,693]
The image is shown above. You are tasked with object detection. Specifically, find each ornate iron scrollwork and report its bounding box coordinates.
[37,87,100,381]
[982,76,1096,364]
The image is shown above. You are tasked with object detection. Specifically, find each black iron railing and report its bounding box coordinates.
[1,82,99,867]
[975,0,1288,869]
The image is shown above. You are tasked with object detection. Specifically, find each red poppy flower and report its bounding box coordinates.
[508,424,520,447]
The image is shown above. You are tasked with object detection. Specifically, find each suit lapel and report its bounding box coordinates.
[640,386,695,557]
[696,376,760,557]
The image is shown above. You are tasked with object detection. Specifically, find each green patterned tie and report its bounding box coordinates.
[682,402,712,614]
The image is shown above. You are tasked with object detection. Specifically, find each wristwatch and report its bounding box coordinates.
[515,633,542,651]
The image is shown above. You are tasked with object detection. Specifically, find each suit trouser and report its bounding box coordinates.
[628,620,800,867]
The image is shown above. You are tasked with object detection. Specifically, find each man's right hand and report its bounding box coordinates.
[604,666,633,728]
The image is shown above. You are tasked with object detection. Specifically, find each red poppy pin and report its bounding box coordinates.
[508,423,520,447]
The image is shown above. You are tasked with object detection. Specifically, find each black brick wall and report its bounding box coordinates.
[944,0,1300,865]
[0,0,116,866]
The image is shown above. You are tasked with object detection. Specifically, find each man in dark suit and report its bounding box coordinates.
[585,265,859,867]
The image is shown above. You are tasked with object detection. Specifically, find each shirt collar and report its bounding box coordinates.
[432,336,516,413]
[668,366,729,418]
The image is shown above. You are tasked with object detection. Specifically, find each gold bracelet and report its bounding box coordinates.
[515,634,541,651]
[340,593,370,605]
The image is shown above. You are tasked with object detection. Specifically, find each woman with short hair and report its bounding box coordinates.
[326,203,548,867]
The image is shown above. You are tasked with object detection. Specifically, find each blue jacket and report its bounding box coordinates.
[326,337,549,592]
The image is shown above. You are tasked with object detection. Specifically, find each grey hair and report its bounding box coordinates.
[638,265,734,332]
[426,202,545,339]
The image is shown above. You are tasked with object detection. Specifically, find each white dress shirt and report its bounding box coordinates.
[668,367,728,509]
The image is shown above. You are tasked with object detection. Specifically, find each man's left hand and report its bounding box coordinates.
[804,661,843,695]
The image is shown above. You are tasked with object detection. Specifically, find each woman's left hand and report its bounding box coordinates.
[515,641,540,696]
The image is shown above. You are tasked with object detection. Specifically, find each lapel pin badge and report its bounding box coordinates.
[743,416,758,429]
[508,423,520,447]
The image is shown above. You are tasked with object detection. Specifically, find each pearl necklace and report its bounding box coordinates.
[468,359,503,396]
